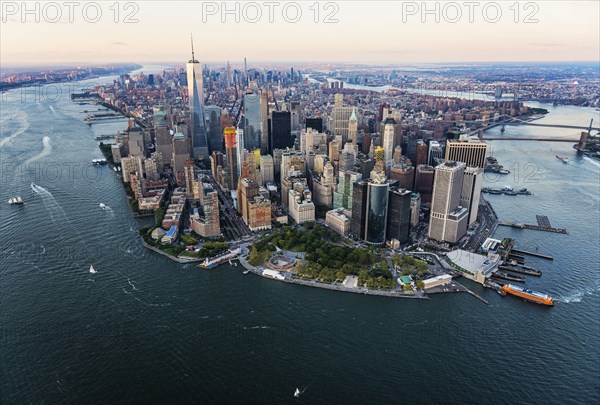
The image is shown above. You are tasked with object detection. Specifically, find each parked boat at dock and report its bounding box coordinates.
[499,264,542,276]
[493,271,526,283]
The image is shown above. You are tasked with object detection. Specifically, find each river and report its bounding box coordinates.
[1,71,598,404]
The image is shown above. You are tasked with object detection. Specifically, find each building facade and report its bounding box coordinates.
[429,161,468,243]
[445,137,487,168]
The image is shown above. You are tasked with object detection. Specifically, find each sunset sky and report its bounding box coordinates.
[1,1,599,67]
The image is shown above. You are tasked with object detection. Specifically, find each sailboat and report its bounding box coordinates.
[8,196,24,205]
[293,388,301,397]
[89,265,97,274]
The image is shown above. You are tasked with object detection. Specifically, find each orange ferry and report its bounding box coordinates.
[502,284,554,306]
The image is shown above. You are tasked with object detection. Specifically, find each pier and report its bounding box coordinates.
[499,265,542,276]
[511,249,554,260]
[498,214,567,234]
[465,289,490,305]
[482,187,532,196]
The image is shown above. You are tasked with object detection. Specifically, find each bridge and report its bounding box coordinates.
[441,115,599,132]
[502,119,599,131]
[482,137,579,142]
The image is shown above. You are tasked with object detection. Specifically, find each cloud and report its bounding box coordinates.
[112,41,128,46]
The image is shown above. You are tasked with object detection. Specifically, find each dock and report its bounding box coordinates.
[511,249,554,260]
[94,134,116,140]
[499,264,542,276]
[492,271,526,283]
[465,288,490,305]
[498,221,567,234]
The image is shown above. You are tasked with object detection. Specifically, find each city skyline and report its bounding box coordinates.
[1,1,599,67]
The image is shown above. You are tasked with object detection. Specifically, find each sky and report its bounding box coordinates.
[1,1,599,68]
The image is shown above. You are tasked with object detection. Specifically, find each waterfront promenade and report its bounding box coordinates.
[237,251,428,300]
[140,239,201,264]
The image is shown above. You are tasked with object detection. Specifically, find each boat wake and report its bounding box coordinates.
[583,156,600,169]
[31,183,59,222]
[0,111,30,148]
[557,283,600,304]
[24,136,52,164]
[31,183,93,269]
[126,277,138,291]
[100,204,115,217]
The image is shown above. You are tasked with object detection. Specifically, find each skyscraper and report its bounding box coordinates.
[445,136,488,168]
[386,187,412,245]
[382,118,397,167]
[415,164,435,202]
[226,61,232,86]
[460,166,484,225]
[172,133,191,185]
[333,170,362,210]
[242,92,261,151]
[329,94,354,143]
[350,180,368,240]
[224,127,238,190]
[260,154,274,184]
[290,101,300,131]
[364,172,389,245]
[260,91,269,153]
[305,117,323,132]
[128,127,147,158]
[154,124,173,166]
[428,141,444,166]
[191,181,221,237]
[390,163,415,190]
[184,159,197,200]
[416,140,428,166]
[410,193,421,226]
[187,36,208,159]
[429,161,469,243]
[269,111,293,152]
[236,127,245,178]
[348,108,358,145]
[205,105,223,153]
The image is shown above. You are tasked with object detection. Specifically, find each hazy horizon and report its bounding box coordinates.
[2,1,598,68]
[2,60,600,73]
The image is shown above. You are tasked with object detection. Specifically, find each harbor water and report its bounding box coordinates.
[1,73,599,404]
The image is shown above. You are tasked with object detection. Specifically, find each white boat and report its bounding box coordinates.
[99,203,106,209]
[8,196,24,205]
[294,388,301,397]
[89,265,97,274]
[243,270,250,275]
[113,167,118,172]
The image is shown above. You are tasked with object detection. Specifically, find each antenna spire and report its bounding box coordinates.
[190,33,196,62]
